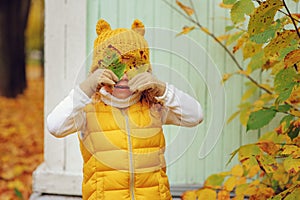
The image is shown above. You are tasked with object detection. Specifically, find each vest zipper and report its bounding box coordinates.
[122,109,135,200]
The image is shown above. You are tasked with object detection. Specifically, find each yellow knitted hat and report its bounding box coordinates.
[90,19,151,80]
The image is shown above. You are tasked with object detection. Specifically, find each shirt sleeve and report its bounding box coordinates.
[46,86,92,138]
[156,83,204,127]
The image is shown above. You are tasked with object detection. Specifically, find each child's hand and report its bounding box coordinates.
[80,69,118,97]
[128,72,166,97]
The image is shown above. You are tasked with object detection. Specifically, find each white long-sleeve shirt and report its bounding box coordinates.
[47,83,203,138]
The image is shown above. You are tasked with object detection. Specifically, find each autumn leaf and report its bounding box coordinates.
[283,156,300,174]
[219,2,233,9]
[248,0,283,38]
[230,0,255,24]
[224,176,237,192]
[176,0,194,16]
[0,66,44,200]
[217,190,231,200]
[204,174,225,189]
[274,67,298,103]
[264,30,299,59]
[226,31,244,46]
[197,188,217,200]
[257,140,279,155]
[176,26,195,36]
[242,40,262,60]
[231,165,244,177]
[181,190,197,200]
[284,49,300,68]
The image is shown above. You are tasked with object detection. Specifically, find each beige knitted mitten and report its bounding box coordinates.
[128,72,166,97]
[80,69,118,97]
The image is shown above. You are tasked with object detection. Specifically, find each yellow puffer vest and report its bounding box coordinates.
[79,100,172,200]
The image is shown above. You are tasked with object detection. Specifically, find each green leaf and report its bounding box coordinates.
[248,0,283,37]
[108,61,126,80]
[280,115,294,130]
[274,68,297,103]
[271,104,292,113]
[225,25,235,32]
[246,51,265,71]
[205,174,225,187]
[226,31,244,46]
[246,109,277,131]
[223,0,237,4]
[230,0,255,24]
[250,20,281,44]
[14,188,23,200]
[288,125,300,140]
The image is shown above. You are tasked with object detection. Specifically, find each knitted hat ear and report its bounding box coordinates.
[131,19,145,36]
[96,19,111,35]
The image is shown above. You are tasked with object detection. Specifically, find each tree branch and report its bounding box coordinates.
[283,0,300,39]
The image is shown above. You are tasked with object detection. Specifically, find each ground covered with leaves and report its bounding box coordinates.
[0,67,44,200]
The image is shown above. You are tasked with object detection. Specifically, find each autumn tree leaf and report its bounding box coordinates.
[231,164,244,177]
[264,30,299,60]
[248,0,283,40]
[246,51,265,72]
[284,49,300,68]
[176,0,194,16]
[204,174,225,189]
[242,40,262,60]
[196,188,217,200]
[226,31,244,46]
[223,0,237,4]
[176,26,195,36]
[274,67,298,103]
[283,156,300,174]
[250,19,281,44]
[230,0,255,24]
[224,176,237,191]
[247,108,277,131]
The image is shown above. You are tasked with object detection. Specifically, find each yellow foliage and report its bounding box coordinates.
[217,190,230,200]
[224,176,237,191]
[231,165,244,177]
[197,188,217,200]
[181,190,197,200]
[176,0,194,16]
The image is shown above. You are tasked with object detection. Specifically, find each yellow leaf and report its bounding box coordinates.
[222,73,233,83]
[224,176,237,191]
[281,145,300,157]
[247,165,260,178]
[242,40,262,60]
[272,164,289,188]
[219,2,233,9]
[197,188,217,200]
[227,110,240,124]
[181,190,197,200]
[284,49,300,68]
[233,34,247,54]
[176,0,194,16]
[217,190,231,200]
[231,165,244,177]
[176,26,195,36]
[283,156,300,174]
[216,34,230,42]
[248,0,283,37]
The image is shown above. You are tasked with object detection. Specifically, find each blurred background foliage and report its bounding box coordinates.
[0,0,44,199]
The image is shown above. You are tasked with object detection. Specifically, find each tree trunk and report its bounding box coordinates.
[0,0,31,98]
